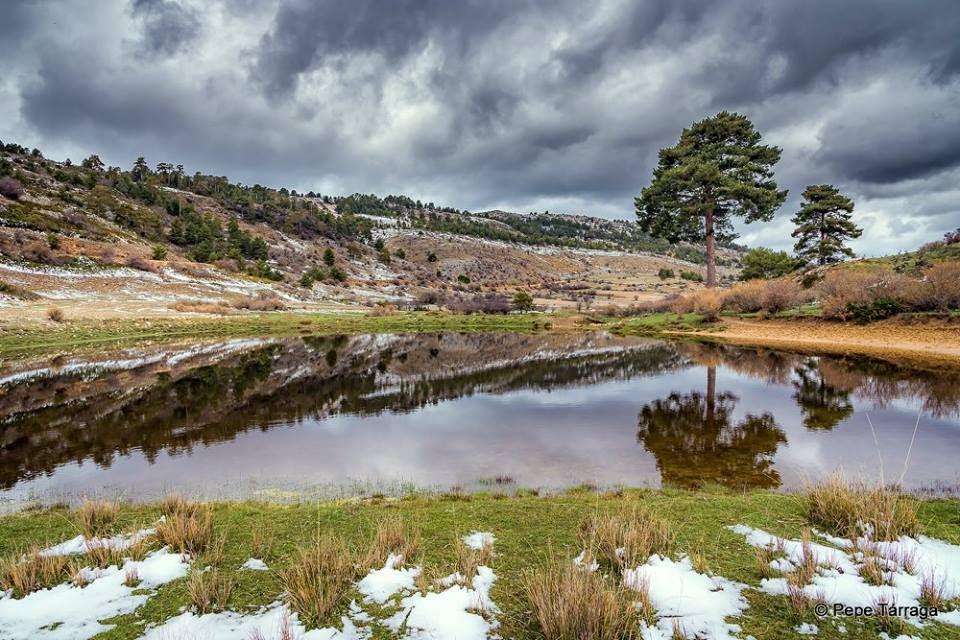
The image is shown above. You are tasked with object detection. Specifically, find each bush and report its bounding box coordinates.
[680,270,703,282]
[913,260,960,310]
[233,293,286,311]
[126,255,157,273]
[738,247,799,280]
[0,176,24,200]
[47,307,65,322]
[818,267,911,321]
[844,298,905,324]
[512,290,534,312]
[152,245,168,260]
[657,268,674,280]
[688,289,722,321]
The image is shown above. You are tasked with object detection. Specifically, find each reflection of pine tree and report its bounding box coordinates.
[792,359,854,431]
[637,367,787,489]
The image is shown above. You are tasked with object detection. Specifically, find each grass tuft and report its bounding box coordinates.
[78,499,119,538]
[188,568,233,613]
[577,507,673,575]
[156,503,213,555]
[365,517,421,568]
[522,563,639,640]
[280,534,358,628]
[806,475,919,540]
[0,548,71,597]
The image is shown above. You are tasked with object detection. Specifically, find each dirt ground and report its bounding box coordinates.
[699,317,960,366]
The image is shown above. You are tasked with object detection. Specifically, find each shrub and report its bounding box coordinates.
[684,289,722,321]
[512,290,534,312]
[46,233,61,249]
[170,300,233,315]
[152,245,168,260]
[427,252,438,263]
[47,307,65,322]
[233,293,286,311]
[0,176,24,200]
[843,298,904,324]
[680,270,703,282]
[0,279,39,301]
[126,255,157,273]
[395,248,406,259]
[818,267,911,321]
[914,260,960,310]
[522,564,639,640]
[657,268,674,280]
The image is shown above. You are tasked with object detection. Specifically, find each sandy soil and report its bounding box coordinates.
[699,317,960,366]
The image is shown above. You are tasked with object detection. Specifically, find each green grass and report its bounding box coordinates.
[4,490,958,639]
[0,311,557,359]
[607,312,708,335]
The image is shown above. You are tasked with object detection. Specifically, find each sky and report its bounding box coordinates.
[2,0,959,255]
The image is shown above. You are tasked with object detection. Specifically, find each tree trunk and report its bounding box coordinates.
[705,205,716,287]
[706,366,716,425]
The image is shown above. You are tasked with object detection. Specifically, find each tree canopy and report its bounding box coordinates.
[791,184,861,267]
[636,111,787,286]
[738,247,800,280]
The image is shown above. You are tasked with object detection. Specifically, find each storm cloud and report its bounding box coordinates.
[2,0,959,254]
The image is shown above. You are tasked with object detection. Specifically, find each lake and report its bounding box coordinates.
[1,331,959,506]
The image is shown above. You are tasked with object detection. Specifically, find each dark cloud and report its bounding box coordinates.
[2,0,959,253]
[131,0,200,57]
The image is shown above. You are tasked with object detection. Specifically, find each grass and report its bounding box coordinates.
[1,489,959,639]
[280,534,360,628]
[78,499,119,538]
[0,311,559,358]
[806,475,920,540]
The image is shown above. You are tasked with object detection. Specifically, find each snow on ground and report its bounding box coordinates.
[463,531,495,551]
[730,524,960,629]
[241,557,269,571]
[39,525,156,557]
[795,622,819,635]
[357,553,421,604]
[0,548,190,640]
[623,555,748,640]
[385,566,499,640]
[140,603,369,640]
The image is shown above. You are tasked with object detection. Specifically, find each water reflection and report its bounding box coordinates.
[1,333,959,501]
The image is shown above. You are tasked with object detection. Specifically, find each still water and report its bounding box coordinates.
[1,332,959,505]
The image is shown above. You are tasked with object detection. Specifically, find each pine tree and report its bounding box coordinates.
[636,112,787,287]
[791,185,861,267]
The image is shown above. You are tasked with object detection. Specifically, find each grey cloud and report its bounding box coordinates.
[3,0,960,254]
[131,0,200,57]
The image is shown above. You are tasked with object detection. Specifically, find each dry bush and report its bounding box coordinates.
[156,505,214,555]
[913,260,960,311]
[0,279,40,301]
[125,254,158,273]
[22,241,59,265]
[818,267,912,320]
[722,278,809,314]
[234,292,286,311]
[630,295,680,314]
[169,300,233,315]
[78,499,119,538]
[806,475,919,540]
[721,280,769,313]
[689,289,723,321]
[280,535,359,629]
[522,564,639,640]
[366,517,421,568]
[368,303,397,317]
[0,176,24,200]
[0,549,71,597]
[188,568,233,613]
[47,306,65,322]
[577,508,674,575]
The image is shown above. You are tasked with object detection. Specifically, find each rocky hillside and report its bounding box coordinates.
[0,141,740,318]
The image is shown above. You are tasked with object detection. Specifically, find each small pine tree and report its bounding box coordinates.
[323,247,335,266]
[512,290,534,313]
[791,185,861,267]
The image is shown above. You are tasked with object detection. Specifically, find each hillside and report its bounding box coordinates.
[0,141,740,320]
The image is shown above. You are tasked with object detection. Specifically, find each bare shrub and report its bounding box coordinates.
[522,564,639,640]
[47,307,65,322]
[368,303,397,317]
[22,241,58,265]
[686,289,722,321]
[0,176,24,200]
[125,255,157,273]
[78,499,119,538]
[806,475,919,540]
[818,267,912,320]
[913,260,960,311]
[233,292,286,311]
[169,300,233,315]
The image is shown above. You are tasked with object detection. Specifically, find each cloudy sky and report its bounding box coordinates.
[2,0,959,254]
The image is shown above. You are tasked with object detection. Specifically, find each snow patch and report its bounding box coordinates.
[463,531,495,551]
[385,566,499,640]
[241,557,269,571]
[356,553,421,604]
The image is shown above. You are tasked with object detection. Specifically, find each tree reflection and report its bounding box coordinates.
[637,367,787,489]
[791,358,854,430]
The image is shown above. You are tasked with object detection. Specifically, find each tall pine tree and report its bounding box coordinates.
[791,185,861,266]
[636,112,787,287]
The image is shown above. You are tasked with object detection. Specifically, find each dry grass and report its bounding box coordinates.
[0,548,72,597]
[47,306,65,322]
[919,572,947,608]
[522,564,640,640]
[123,566,140,588]
[233,293,286,311]
[125,255,158,273]
[280,534,359,628]
[858,554,891,586]
[754,546,779,579]
[169,300,233,315]
[806,476,919,540]
[202,533,227,567]
[156,504,214,555]
[365,517,421,568]
[577,507,674,575]
[78,499,119,538]
[251,526,274,561]
[188,568,233,613]
[84,539,127,568]
[126,537,151,562]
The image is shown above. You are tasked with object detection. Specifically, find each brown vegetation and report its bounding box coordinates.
[234,292,286,311]
[78,499,119,538]
[188,568,233,613]
[806,476,919,540]
[156,502,214,555]
[577,508,674,575]
[280,534,359,628]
